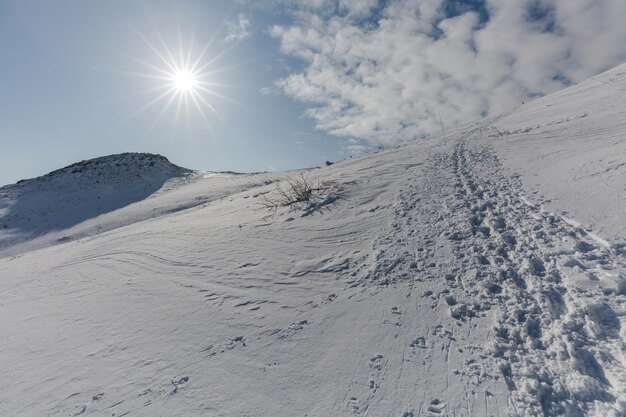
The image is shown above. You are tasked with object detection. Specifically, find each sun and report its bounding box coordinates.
[115,26,247,133]
[171,69,198,94]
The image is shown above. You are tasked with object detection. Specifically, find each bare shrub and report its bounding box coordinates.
[260,173,326,211]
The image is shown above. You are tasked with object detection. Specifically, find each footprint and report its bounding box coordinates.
[322,293,337,303]
[449,302,470,320]
[574,241,595,253]
[432,325,454,339]
[585,303,620,338]
[427,398,445,414]
[277,320,310,339]
[491,216,507,230]
[409,337,427,349]
[502,234,517,246]
[289,320,310,331]
[169,376,190,395]
[444,295,457,306]
[173,376,189,385]
[348,396,360,412]
[227,336,246,348]
[368,379,378,390]
[202,335,246,355]
[369,354,384,370]
[525,256,546,276]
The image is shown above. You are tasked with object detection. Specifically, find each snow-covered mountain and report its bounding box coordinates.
[0,153,187,252]
[1,64,625,417]
[0,153,282,258]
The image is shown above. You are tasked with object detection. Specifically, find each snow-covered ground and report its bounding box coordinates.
[1,64,625,417]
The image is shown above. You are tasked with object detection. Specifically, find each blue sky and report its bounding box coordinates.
[0,0,351,185]
[2,0,626,186]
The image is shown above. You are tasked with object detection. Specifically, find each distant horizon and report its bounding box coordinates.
[2,145,368,187]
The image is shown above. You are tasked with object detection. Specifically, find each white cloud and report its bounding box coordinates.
[225,13,252,43]
[270,0,626,144]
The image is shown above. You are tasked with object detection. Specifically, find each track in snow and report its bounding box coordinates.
[413,130,626,416]
[349,118,626,416]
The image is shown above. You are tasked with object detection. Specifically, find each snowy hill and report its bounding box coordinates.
[0,153,188,255]
[1,65,625,417]
[0,153,282,258]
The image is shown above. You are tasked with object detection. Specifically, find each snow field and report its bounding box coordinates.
[1,64,626,416]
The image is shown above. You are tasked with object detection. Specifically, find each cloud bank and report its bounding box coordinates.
[270,0,626,144]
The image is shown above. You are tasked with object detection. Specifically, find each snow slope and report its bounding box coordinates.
[1,65,625,417]
[484,66,626,243]
[0,153,282,258]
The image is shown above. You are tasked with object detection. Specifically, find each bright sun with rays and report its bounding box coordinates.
[117,26,246,134]
[171,69,198,94]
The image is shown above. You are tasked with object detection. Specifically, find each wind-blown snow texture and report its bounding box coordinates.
[1,65,625,417]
